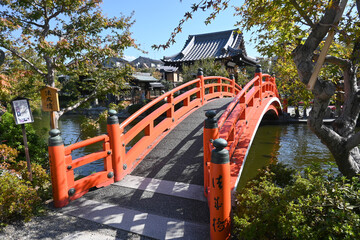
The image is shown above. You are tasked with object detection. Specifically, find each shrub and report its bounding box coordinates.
[232,163,360,240]
[0,144,18,164]
[0,112,48,168]
[0,144,51,226]
[0,172,42,225]
[12,161,51,201]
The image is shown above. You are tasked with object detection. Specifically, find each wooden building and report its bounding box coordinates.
[162,29,257,73]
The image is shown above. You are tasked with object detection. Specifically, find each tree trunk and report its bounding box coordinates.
[292,0,360,177]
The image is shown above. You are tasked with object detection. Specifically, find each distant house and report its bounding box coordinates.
[60,56,131,106]
[157,66,182,86]
[103,57,129,69]
[131,56,163,69]
[162,29,257,73]
[131,72,164,101]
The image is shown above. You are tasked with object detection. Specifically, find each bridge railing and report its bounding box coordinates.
[48,130,114,207]
[203,65,278,197]
[48,68,239,207]
[203,65,279,239]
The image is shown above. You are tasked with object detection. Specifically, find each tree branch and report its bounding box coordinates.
[346,131,360,151]
[6,47,46,76]
[292,0,347,86]
[313,54,351,69]
[58,84,100,117]
[290,0,315,28]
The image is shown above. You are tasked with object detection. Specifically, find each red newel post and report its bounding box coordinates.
[203,110,219,198]
[210,138,231,240]
[48,129,69,208]
[230,74,235,96]
[198,68,205,105]
[254,64,263,99]
[107,109,123,182]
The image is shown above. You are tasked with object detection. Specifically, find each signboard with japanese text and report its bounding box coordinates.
[10,98,34,125]
[40,86,60,112]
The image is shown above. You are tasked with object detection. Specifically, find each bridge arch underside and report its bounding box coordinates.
[229,97,282,189]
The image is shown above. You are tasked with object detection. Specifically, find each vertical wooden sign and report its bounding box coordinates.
[40,86,60,129]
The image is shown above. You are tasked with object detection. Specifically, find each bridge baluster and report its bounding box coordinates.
[197,68,205,105]
[254,64,263,100]
[230,74,235,97]
[203,110,219,198]
[48,129,68,207]
[166,92,174,121]
[107,110,123,181]
[210,138,231,240]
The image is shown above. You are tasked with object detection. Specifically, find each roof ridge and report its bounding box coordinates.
[188,29,236,38]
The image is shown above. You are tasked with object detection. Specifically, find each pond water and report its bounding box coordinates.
[237,124,335,188]
[33,113,339,184]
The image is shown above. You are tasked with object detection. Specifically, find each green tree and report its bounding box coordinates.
[0,48,44,110]
[0,0,137,127]
[181,58,229,82]
[156,0,360,178]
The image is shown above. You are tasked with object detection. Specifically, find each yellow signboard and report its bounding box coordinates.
[40,86,60,112]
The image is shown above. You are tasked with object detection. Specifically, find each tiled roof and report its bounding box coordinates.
[132,72,159,82]
[163,29,249,63]
[157,66,179,73]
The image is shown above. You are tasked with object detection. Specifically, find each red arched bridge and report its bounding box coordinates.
[48,66,281,240]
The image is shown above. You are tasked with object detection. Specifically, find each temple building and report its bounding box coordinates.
[162,29,257,73]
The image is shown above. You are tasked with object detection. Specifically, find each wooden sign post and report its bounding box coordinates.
[40,86,60,129]
[10,97,34,181]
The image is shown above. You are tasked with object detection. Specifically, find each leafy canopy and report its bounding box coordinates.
[0,0,138,116]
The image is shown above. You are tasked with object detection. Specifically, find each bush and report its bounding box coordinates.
[12,161,51,201]
[0,144,50,226]
[232,163,360,240]
[0,112,48,168]
[0,171,42,225]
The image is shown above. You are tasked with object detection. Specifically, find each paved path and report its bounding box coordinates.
[42,98,232,240]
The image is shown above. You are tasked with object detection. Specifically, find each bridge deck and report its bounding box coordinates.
[60,98,233,240]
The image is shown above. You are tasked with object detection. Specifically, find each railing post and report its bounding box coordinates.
[230,74,235,96]
[203,110,219,198]
[167,93,174,121]
[48,129,68,208]
[254,64,262,99]
[210,138,231,240]
[107,109,123,182]
[198,68,205,104]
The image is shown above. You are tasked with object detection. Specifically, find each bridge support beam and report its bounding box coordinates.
[210,138,231,240]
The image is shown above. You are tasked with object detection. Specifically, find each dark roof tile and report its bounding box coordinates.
[163,29,251,64]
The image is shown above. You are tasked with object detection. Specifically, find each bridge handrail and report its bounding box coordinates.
[120,78,201,130]
[217,75,260,129]
[64,134,109,154]
[204,67,281,240]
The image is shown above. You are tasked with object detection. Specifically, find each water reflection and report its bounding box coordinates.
[238,124,335,188]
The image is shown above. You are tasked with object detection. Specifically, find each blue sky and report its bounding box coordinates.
[101,0,259,61]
